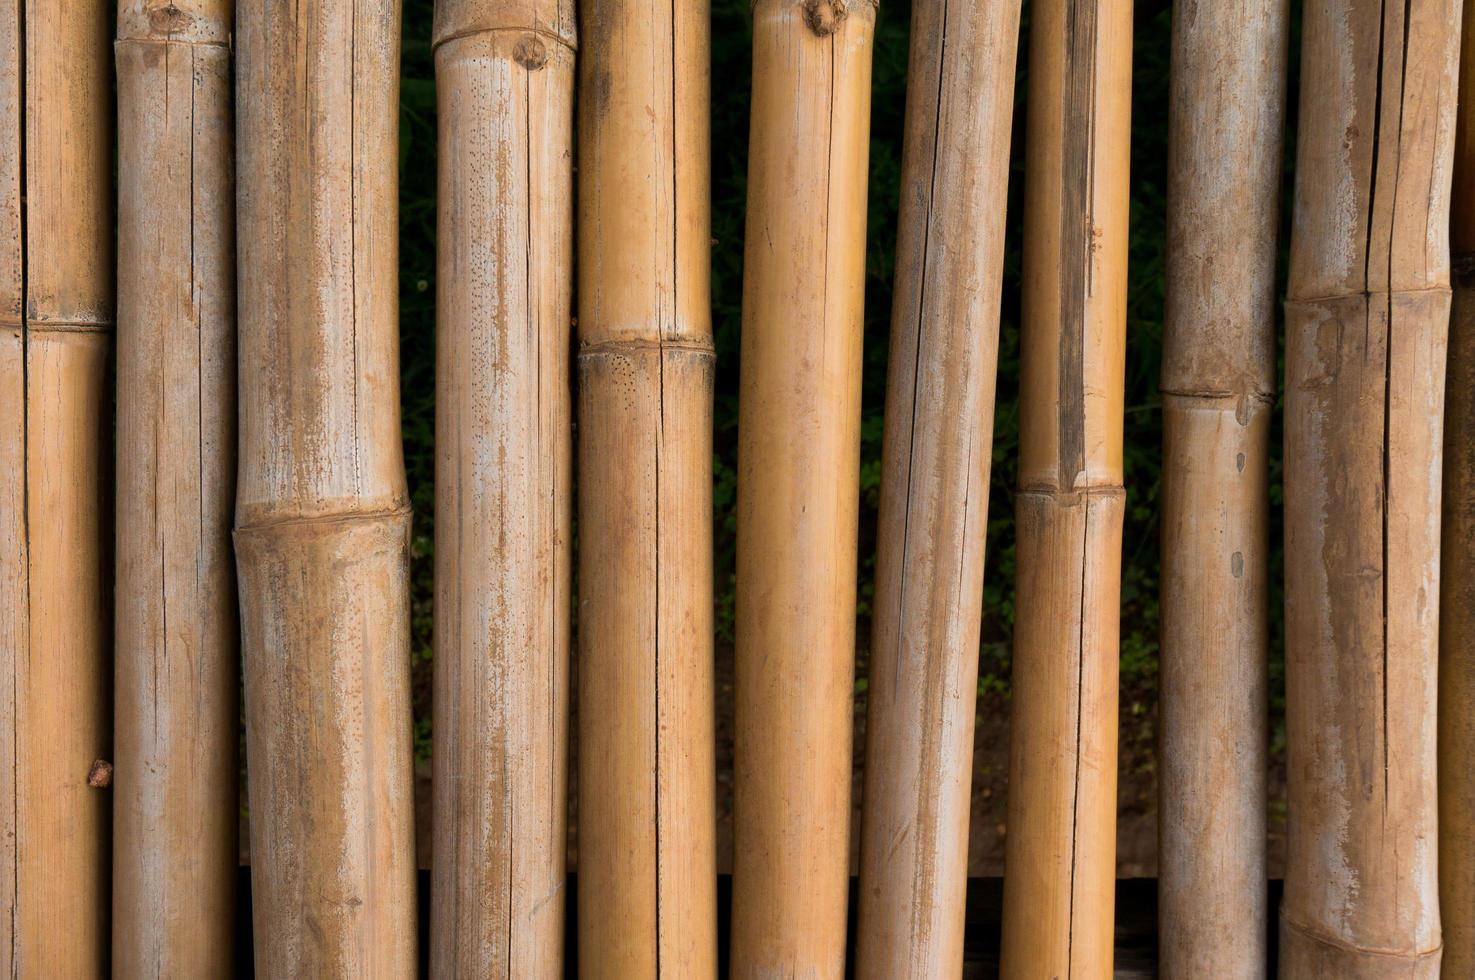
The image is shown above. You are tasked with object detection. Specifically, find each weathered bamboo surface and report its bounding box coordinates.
[235,0,417,972]
[1282,0,1457,975]
[114,0,237,974]
[0,0,115,973]
[854,0,1020,974]
[1157,0,1285,975]
[731,0,874,975]
[1440,2,1475,973]
[429,0,574,974]
[998,0,1131,976]
[576,0,717,974]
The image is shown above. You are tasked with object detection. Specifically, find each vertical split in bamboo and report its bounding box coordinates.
[429,0,574,974]
[1442,2,1475,971]
[998,0,1131,976]
[576,0,717,975]
[113,0,237,973]
[234,0,416,972]
[854,0,1020,974]
[730,0,874,975]
[1157,0,1286,975]
[0,0,114,972]
[1281,0,1458,975]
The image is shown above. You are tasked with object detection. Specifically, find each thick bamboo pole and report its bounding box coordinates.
[1442,2,1475,969]
[575,0,716,974]
[113,0,237,974]
[1157,0,1286,975]
[730,0,874,975]
[429,0,574,974]
[0,0,114,973]
[854,0,1020,974]
[998,0,1131,976]
[234,0,416,972]
[1281,0,1457,974]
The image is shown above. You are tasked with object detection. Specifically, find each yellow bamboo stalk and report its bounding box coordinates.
[1439,1,1475,974]
[998,0,1131,976]
[234,0,416,972]
[0,0,114,972]
[731,0,874,975]
[575,0,716,974]
[429,0,574,974]
[1157,0,1286,975]
[1281,0,1457,975]
[854,0,1019,973]
[113,0,237,973]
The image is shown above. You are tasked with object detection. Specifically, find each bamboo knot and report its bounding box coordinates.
[803,0,848,36]
[514,35,548,70]
[87,759,113,788]
[147,1,192,34]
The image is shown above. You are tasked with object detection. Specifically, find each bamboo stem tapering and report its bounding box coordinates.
[113,0,238,973]
[235,0,417,972]
[998,0,1131,975]
[1281,0,1458,974]
[854,0,1020,973]
[1157,0,1286,975]
[0,0,114,972]
[429,0,575,974]
[575,0,717,973]
[730,0,874,975]
[1439,0,1475,972]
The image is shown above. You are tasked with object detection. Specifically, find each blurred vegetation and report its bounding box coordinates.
[396,0,1296,766]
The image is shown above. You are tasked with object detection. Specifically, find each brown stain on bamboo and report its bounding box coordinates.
[429,0,575,974]
[234,0,417,973]
[853,0,1020,974]
[1439,0,1475,973]
[998,0,1131,976]
[113,0,239,974]
[0,0,115,973]
[1281,0,1456,975]
[575,0,718,975]
[1157,0,1287,975]
[730,0,874,976]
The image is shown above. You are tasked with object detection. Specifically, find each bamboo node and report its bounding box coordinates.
[514,34,548,70]
[802,0,848,36]
[87,760,113,789]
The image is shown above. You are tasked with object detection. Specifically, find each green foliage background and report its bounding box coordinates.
[395,0,1296,765]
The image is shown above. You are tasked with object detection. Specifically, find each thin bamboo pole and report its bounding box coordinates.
[113,0,237,974]
[575,0,716,974]
[853,0,1020,973]
[0,0,114,972]
[1441,3,1475,970]
[1157,0,1286,975]
[428,0,574,974]
[234,0,416,972]
[998,0,1131,975]
[730,0,874,975]
[1281,0,1458,974]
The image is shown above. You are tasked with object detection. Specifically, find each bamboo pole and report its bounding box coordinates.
[234,0,416,972]
[730,0,874,975]
[998,0,1131,975]
[428,0,574,974]
[854,0,1019,974]
[0,0,114,972]
[1157,0,1286,975]
[113,0,237,973]
[1439,0,1475,973]
[1281,0,1458,974]
[575,0,716,974]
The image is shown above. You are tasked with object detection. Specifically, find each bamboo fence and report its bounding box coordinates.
[575,0,717,975]
[0,0,114,973]
[234,0,417,972]
[1157,0,1286,975]
[113,0,238,974]
[854,0,1020,975]
[1282,0,1458,974]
